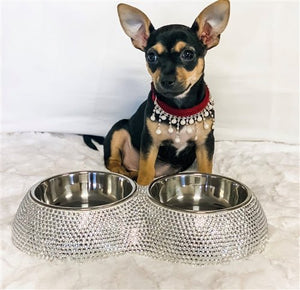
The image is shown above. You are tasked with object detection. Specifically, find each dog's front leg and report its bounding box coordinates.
[196,144,213,174]
[137,143,159,186]
[195,128,214,174]
[136,119,161,185]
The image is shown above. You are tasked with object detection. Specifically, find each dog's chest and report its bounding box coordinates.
[146,118,213,151]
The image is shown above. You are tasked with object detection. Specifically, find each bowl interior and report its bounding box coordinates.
[31,172,135,209]
[148,173,250,212]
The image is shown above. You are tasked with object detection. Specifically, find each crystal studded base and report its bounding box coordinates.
[141,190,268,264]
[12,172,268,264]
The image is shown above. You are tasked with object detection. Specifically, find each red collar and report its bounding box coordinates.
[151,84,210,117]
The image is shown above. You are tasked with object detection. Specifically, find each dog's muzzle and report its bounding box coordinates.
[156,77,187,97]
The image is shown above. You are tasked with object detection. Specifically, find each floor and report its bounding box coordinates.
[1,132,299,289]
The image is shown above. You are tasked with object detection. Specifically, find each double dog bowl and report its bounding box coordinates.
[12,171,268,265]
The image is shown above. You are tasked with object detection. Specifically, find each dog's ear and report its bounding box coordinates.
[192,0,230,49]
[117,3,154,51]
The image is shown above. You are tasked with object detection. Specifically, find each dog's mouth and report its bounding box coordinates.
[155,83,191,98]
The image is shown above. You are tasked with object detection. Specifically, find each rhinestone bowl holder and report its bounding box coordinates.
[12,181,268,264]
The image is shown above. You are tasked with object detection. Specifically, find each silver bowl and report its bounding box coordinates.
[144,173,268,265]
[12,171,139,260]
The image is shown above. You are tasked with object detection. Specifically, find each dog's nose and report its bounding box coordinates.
[160,77,176,89]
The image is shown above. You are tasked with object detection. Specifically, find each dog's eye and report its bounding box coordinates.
[147,51,158,63]
[180,49,195,61]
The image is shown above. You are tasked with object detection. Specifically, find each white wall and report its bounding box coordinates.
[1,0,299,143]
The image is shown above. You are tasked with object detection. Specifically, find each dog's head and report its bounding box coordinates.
[118,1,230,98]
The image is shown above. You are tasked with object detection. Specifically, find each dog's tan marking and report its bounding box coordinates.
[151,42,166,55]
[194,118,214,146]
[146,64,161,88]
[196,144,213,173]
[137,144,159,185]
[107,129,138,179]
[176,58,204,89]
[194,118,213,173]
[172,41,187,53]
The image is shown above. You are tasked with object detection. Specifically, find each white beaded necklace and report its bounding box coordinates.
[150,84,215,143]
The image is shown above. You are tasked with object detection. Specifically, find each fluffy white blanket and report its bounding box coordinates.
[1,132,299,289]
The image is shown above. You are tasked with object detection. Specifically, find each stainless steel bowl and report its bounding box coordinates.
[12,171,140,260]
[144,173,268,265]
[30,171,135,209]
[148,173,251,212]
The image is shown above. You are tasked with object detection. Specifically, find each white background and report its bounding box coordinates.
[1,0,299,143]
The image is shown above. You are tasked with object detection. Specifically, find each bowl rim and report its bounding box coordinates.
[29,170,137,211]
[147,172,253,214]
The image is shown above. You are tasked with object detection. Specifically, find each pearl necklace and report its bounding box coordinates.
[150,85,215,143]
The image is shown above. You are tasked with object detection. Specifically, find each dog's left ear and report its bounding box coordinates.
[192,0,230,49]
[118,3,154,51]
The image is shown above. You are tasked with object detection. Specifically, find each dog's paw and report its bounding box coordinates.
[128,171,138,180]
[137,175,154,186]
[107,162,138,180]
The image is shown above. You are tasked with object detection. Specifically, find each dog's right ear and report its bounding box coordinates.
[117,3,154,51]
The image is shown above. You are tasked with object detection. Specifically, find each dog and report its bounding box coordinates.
[84,0,230,185]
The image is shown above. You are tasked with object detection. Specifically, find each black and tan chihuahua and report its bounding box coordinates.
[84,0,230,185]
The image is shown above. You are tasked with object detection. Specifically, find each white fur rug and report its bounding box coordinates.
[1,132,299,289]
